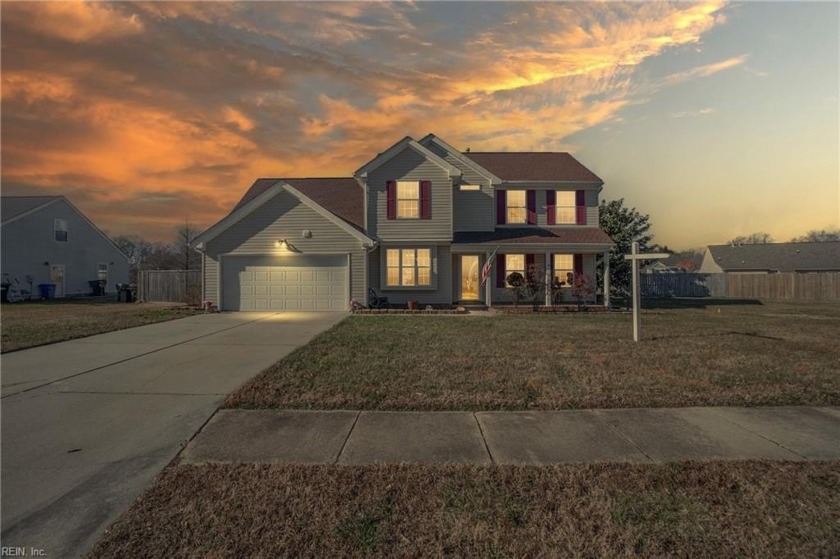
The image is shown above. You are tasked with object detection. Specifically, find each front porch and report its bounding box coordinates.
[451,246,612,309]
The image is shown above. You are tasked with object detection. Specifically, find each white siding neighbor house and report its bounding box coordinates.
[1,196,130,298]
[193,134,614,311]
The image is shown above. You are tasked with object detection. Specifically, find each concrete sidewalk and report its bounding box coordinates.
[1,311,346,557]
[182,406,840,465]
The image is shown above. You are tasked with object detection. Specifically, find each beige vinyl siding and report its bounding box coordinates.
[204,190,366,302]
[203,254,220,303]
[585,190,599,225]
[367,147,453,241]
[376,244,452,305]
[367,246,380,299]
[425,140,495,233]
[453,184,494,232]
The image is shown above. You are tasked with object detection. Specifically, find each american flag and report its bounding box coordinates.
[480,248,499,286]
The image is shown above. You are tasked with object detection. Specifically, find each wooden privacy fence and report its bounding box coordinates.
[641,272,840,300]
[727,272,840,300]
[137,270,201,304]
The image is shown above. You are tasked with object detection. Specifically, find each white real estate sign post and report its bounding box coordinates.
[624,241,669,342]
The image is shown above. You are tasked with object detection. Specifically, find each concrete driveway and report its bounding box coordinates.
[1,311,345,557]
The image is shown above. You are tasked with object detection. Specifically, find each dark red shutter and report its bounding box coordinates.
[386,181,396,220]
[546,190,556,225]
[525,254,535,278]
[420,180,431,219]
[573,254,583,277]
[527,190,536,224]
[496,190,506,225]
[575,190,586,225]
[496,254,506,288]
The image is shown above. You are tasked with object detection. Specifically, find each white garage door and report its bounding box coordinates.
[222,255,347,311]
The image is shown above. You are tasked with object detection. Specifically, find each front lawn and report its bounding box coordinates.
[1,300,200,352]
[89,461,840,558]
[227,299,840,410]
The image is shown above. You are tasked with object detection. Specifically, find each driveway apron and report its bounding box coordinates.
[0,311,345,557]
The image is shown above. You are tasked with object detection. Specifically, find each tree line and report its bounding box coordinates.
[112,224,201,282]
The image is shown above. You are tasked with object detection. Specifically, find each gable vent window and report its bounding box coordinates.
[54,218,69,242]
[460,184,481,191]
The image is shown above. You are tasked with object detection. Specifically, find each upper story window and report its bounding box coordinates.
[386,248,432,287]
[556,191,577,224]
[547,189,587,225]
[387,180,431,220]
[397,181,419,218]
[506,190,527,224]
[54,218,68,242]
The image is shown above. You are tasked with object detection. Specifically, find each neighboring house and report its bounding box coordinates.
[193,134,614,311]
[1,196,130,297]
[699,241,840,274]
[643,261,681,274]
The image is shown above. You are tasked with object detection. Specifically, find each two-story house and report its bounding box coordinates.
[193,134,613,311]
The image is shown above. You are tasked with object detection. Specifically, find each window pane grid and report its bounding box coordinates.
[555,191,576,224]
[506,190,527,224]
[506,254,525,286]
[553,254,574,285]
[386,248,432,287]
[396,181,420,218]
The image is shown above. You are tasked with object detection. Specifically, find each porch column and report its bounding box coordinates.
[544,251,552,306]
[485,251,492,308]
[603,251,611,308]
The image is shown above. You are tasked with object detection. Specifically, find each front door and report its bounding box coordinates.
[460,255,480,300]
[50,264,65,298]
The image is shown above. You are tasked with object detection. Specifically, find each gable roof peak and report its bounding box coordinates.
[354,135,461,178]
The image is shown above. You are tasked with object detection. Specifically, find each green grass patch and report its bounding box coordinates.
[226,299,840,410]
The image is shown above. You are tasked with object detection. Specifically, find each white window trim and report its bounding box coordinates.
[384,247,435,289]
[555,191,576,225]
[54,218,69,242]
[396,180,420,219]
[553,254,574,286]
[506,190,527,224]
[505,253,526,287]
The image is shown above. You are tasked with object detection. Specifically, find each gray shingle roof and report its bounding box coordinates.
[232,178,364,232]
[462,152,602,182]
[1,196,61,223]
[707,242,840,272]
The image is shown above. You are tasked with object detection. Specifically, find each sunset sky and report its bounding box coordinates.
[2,1,837,249]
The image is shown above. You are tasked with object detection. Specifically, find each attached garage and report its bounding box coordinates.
[222,255,348,311]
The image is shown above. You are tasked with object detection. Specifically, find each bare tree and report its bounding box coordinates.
[175,219,202,271]
[791,228,840,242]
[727,232,773,245]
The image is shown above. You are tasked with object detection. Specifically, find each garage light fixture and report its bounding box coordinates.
[275,239,287,247]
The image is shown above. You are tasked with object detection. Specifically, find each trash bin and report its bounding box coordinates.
[88,280,104,296]
[38,283,56,300]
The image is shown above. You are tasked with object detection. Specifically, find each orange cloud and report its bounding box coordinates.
[1,0,737,241]
[2,1,143,43]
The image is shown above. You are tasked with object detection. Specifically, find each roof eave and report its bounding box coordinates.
[418,134,502,185]
[353,136,462,179]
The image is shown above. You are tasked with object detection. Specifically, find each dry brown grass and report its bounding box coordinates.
[226,299,840,410]
[1,301,200,352]
[89,461,840,558]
